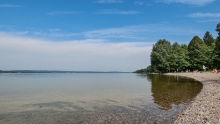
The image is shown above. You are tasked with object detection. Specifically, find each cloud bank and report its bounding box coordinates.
[47,11,82,15]
[83,24,202,41]
[188,13,220,18]
[0,33,151,71]
[0,4,21,7]
[95,9,140,15]
[160,0,215,6]
[96,0,124,3]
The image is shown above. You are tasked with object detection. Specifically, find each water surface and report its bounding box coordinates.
[0,73,202,124]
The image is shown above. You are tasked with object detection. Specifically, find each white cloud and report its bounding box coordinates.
[1,24,203,44]
[0,25,14,30]
[34,32,45,35]
[48,28,61,32]
[50,32,79,37]
[196,19,220,23]
[134,1,144,5]
[159,0,215,6]
[188,13,220,18]
[0,4,21,7]
[83,24,202,40]
[4,31,29,35]
[96,0,123,3]
[0,32,151,71]
[47,11,81,15]
[47,29,80,37]
[95,9,140,15]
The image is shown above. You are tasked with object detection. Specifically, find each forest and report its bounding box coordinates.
[135,23,220,73]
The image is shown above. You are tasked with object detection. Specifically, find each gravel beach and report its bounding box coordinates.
[166,72,220,124]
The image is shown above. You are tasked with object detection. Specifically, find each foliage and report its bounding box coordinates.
[133,66,153,73]
[203,31,215,46]
[135,23,220,73]
[177,44,190,71]
[168,42,180,72]
[146,65,152,73]
[202,31,216,69]
[213,40,220,68]
[216,23,220,36]
[167,43,190,72]
[134,68,147,73]
[213,23,220,68]
[150,39,171,73]
[188,36,209,70]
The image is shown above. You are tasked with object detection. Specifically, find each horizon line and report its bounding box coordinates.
[0,70,132,73]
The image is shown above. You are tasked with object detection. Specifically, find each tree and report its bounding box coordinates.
[188,36,208,70]
[134,22,220,73]
[203,31,215,47]
[178,44,190,71]
[216,23,220,36]
[213,23,220,69]
[170,42,179,71]
[133,65,152,73]
[205,45,216,69]
[168,42,180,72]
[134,68,147,73]
[146,65,152,73]
[202,31,216,69]
[168,43,190,72]
[150,39,171,72]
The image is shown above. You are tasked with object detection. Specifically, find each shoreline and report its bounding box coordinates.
[165,72,220,124]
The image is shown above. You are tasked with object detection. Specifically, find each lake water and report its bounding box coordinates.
[0,73,202,124]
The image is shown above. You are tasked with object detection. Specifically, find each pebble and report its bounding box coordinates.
[166,73,220,124]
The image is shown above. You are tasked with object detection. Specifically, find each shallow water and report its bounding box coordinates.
[0,73,202,124]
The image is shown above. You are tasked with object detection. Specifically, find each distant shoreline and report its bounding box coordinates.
[0,70,131,73]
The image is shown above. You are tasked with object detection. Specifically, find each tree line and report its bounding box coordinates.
[135,23,220,73]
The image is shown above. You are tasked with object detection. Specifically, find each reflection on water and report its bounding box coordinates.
[0,73,202,124]
[147,74,203,110]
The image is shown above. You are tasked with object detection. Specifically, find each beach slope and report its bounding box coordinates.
[165,73,220,124]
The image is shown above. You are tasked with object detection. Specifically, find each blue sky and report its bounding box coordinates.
[0,0,220,71]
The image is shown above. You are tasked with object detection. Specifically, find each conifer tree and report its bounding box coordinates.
[202,31,216,69]
[203,31,215,47]
[213,23,220,68]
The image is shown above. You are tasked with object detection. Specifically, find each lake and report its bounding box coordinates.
[0,73,202,124]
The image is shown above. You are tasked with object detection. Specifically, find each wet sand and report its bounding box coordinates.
[166,72,220,124]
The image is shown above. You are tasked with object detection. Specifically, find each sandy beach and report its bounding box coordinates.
[165,72,220,124]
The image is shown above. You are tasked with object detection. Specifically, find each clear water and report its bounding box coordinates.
[0,73,202,124]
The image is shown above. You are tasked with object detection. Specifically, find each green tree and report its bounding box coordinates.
[168,43,190,72]
[150,39,171,72]
[188,36,208,70]
[213,23,220,68]
[202,31,216,69]
[203,31,215,47]
[216,23,220,36]
[134,68,147,73]
[133,65,152,73]
[146,65,152,73]
[168,42,180,72]
[205,45,216,69]
[178,44,190,71]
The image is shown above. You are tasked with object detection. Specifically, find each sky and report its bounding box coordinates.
[0,0,220,71]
